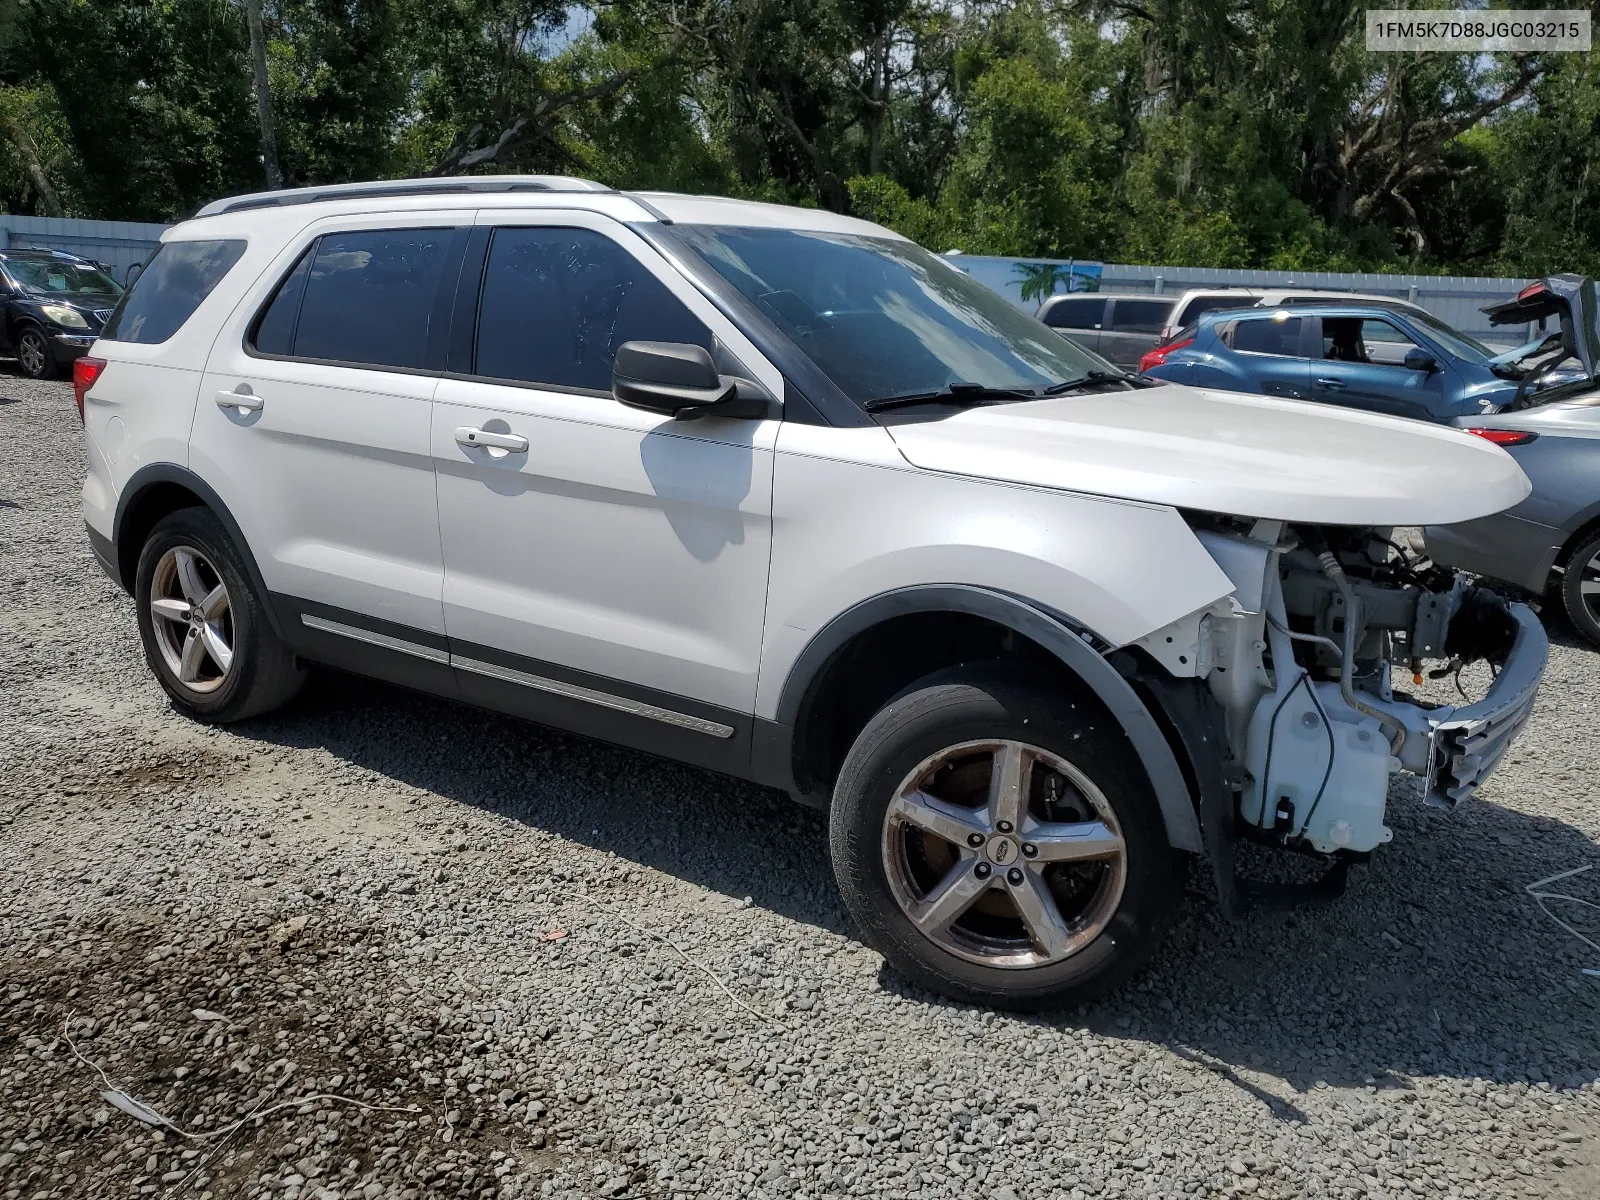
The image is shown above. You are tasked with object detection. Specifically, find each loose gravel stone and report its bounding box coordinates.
[3,375,1599,1199]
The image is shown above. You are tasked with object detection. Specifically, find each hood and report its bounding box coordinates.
[1483,274,1599,387]
[884,383,1531,526]
[23,290,122,312]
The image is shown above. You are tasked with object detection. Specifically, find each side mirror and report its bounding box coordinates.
[1404,348,1439,374]
[613,341,734,415]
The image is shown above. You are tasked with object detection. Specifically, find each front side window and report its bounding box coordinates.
[1231,315,1302,357]
[474,227,711,391]
[1322,317,1419,366]
[7,257,122,297]
[672,225,1101,404]
[101,240,246,344]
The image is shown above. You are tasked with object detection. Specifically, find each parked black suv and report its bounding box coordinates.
[1,249,124,379]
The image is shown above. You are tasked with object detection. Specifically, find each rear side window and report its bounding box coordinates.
[1175,295,1245,327]
[279,230,454,370]
[101,239,246,344]
[1232,316,1303,357]
[1107,298,1172,333]
[474,227,711,391]
[1041,297,1105,330]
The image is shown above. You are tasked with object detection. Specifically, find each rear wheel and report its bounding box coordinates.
[134,508,306,721]
[1560,530,1600,648]
[15,325,55,380]
[829,665,1186,1011]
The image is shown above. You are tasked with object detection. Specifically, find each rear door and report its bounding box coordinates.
[193,214,468,646]
[1311,315,1451,421]
[1039,296,1107,356]
[1223,313,1310,399]
[1100,298,1173,368]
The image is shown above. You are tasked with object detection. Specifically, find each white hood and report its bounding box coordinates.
[885,383,1531,526]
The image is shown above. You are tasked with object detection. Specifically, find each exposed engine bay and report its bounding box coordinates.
[1132,514,1547,868]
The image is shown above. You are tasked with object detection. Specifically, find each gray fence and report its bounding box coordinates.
[0,215,166,285]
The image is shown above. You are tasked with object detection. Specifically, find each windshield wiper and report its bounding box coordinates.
[1041,369,1151,393]
[863,383,1044,412]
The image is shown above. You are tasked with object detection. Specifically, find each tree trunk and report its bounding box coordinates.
[1,115,63,217]
[241,0,282,189]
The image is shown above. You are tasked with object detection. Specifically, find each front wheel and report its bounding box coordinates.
[15,325,56,380]
[829,665,1186,1011]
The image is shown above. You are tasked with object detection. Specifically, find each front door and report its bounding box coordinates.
[431,212,782,771]
[1312,315,1449,421]
[193,215,469,646]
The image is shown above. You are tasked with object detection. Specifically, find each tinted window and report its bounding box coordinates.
[251,250,312,357]
[101,240,246,343]
[1108,298,1172,333]
[1042,297,1105,330]
[1232,316,1302,356]
[290,230,452,370]
[1175,295,1248,326]
[474,227,710,391]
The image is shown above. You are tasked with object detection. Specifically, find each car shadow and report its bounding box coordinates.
[229,667,1600,1103]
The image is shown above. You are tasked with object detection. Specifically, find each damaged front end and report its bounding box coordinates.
[1123,515,1547,909]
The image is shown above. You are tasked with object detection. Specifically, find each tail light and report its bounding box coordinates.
[72,356,106,424]
[1515,281,1547,301]
[1467,427,1537,446]
[1139,337,1193,374]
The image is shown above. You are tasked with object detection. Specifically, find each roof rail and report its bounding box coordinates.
[194,175,615,218]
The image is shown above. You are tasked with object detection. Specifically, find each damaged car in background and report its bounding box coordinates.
[1427,274,1600,648]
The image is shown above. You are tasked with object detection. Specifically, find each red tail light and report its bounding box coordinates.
[1466,427,1536,446]
[1515,282,1547,301]
[72,356,106,424]
[1139,337,1193,374]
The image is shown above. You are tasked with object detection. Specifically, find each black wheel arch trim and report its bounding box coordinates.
[110,463,289,642]
[772,584,1206,853]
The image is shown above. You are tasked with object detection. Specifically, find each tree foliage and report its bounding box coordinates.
[0,0,1594,276]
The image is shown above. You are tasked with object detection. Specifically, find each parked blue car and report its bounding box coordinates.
[1137,302,1558,424]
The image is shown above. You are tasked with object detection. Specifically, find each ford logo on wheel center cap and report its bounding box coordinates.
[985,836,1019,866]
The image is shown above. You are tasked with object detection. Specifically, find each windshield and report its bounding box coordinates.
[671,226,1104,403]
[6,256,122,297]
[1404,309,1495,363]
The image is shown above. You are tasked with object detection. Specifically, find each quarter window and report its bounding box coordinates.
[101,239,246,344]
[474,227,711,391]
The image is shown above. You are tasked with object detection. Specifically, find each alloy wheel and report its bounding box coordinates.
[881,738,1127,969]
[17,329,47,378]
[1579,547,1600,624]
[149,545,235,694]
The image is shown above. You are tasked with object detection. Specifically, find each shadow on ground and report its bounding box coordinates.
[228,662,1600,1110]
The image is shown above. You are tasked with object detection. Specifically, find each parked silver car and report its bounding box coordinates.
[1425,275,1600,646]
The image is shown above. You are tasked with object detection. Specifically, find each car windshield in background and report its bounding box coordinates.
[671,226,1103,404]
[8,257,122,297]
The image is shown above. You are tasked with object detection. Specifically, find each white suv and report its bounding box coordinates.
[78,177,1547,1010]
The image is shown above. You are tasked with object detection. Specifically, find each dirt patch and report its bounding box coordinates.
[0,905,608,1199]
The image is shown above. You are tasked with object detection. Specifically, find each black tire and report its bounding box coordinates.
[1560,529,1600,649]
[829,664,1186,1011]
[134,507,305,722]
[15,324,57,380]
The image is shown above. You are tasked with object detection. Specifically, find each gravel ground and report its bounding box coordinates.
[3,374,1599,1200]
